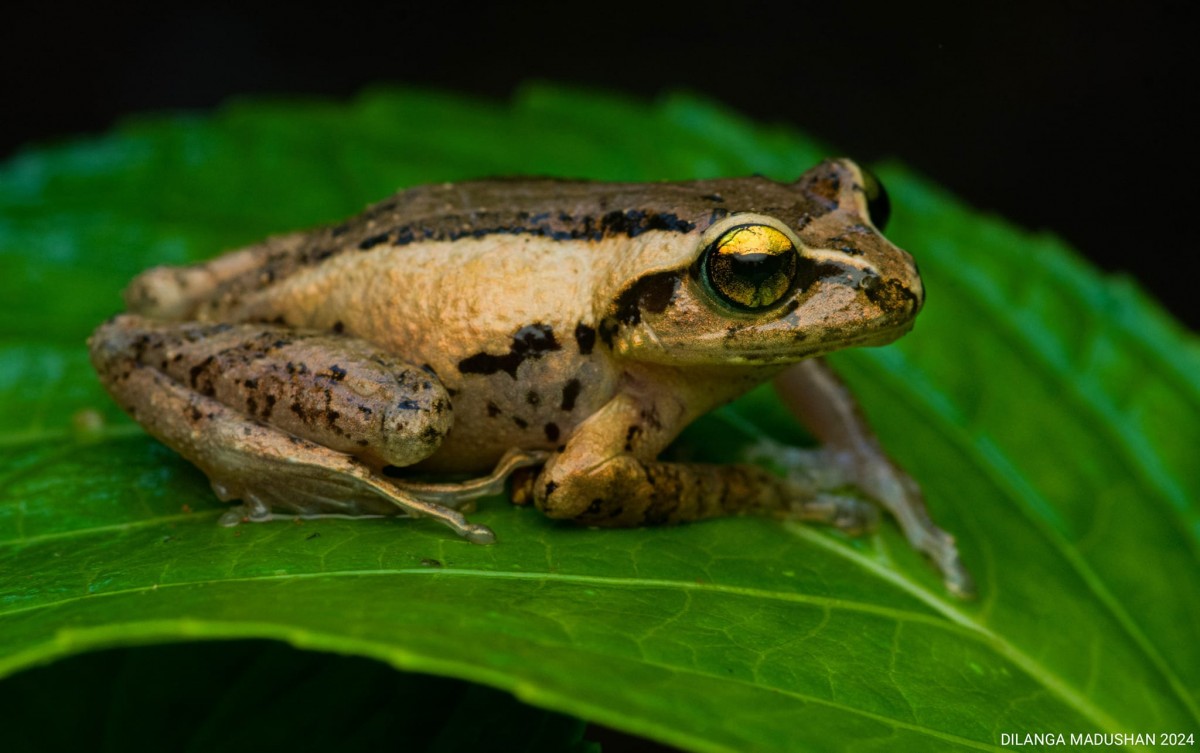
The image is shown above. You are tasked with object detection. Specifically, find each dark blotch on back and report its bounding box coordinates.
[458,323,561,378]
[560,379,582,411]
[574,323,596,355]
[594,209,695,238]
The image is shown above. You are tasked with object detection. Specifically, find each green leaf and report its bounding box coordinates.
[1,85,1197,753]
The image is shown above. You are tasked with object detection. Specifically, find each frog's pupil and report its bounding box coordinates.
[728,252,785,285]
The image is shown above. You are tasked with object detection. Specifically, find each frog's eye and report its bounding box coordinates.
[703,223,799,310]
[861,168,891,231]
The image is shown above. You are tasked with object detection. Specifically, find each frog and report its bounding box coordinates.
[88,159,973,597]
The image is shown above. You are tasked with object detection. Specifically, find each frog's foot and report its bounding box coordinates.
[853,460,976,599]
[745,438,975,598]
[201,421,549,545]
[205,444,499,544]
[215,487,272,526]
[205,453,499,545]
[202,434,547,546]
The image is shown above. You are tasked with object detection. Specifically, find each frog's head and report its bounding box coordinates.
[601,159,924,366]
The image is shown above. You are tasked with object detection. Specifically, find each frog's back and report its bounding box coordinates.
[124,173,844,323]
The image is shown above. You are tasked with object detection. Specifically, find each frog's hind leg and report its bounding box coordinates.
[88,314,495,543]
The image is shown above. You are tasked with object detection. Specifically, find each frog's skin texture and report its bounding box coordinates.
[89,159,973,597]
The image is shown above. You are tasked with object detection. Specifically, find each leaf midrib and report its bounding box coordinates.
[0,563,957,634]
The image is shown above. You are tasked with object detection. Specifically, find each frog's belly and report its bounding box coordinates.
[416,351,617,474]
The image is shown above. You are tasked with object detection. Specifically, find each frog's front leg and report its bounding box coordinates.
[772,358,974,597]
[88,314,504,542]
[526,376,972,598]
[524,391,878,533]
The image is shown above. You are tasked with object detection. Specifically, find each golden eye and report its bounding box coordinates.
[703,224,799,310]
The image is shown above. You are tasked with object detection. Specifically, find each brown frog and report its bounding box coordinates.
[89,159,973,597]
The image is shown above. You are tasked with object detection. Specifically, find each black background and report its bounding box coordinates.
[2,2,1194,328]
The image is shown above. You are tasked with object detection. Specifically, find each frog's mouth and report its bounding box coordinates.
[620,317,916,366]
[727,322,917,364]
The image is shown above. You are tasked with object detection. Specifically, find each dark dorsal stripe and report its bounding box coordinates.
[352,207,697,252]
[208,165,848,302]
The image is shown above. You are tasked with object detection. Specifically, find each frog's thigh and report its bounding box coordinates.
[87,315,500,540]
[91,314,451,470]
[101,363,491,541]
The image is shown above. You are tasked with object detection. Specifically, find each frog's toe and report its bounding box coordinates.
[928,532,977,599]
[833,495,880,535]
[944,557,977,600]
[210,480,236,503]
[217,508,242,527]
[791,492,879,536]
[214,492,274,525]
[463,523,497,545]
